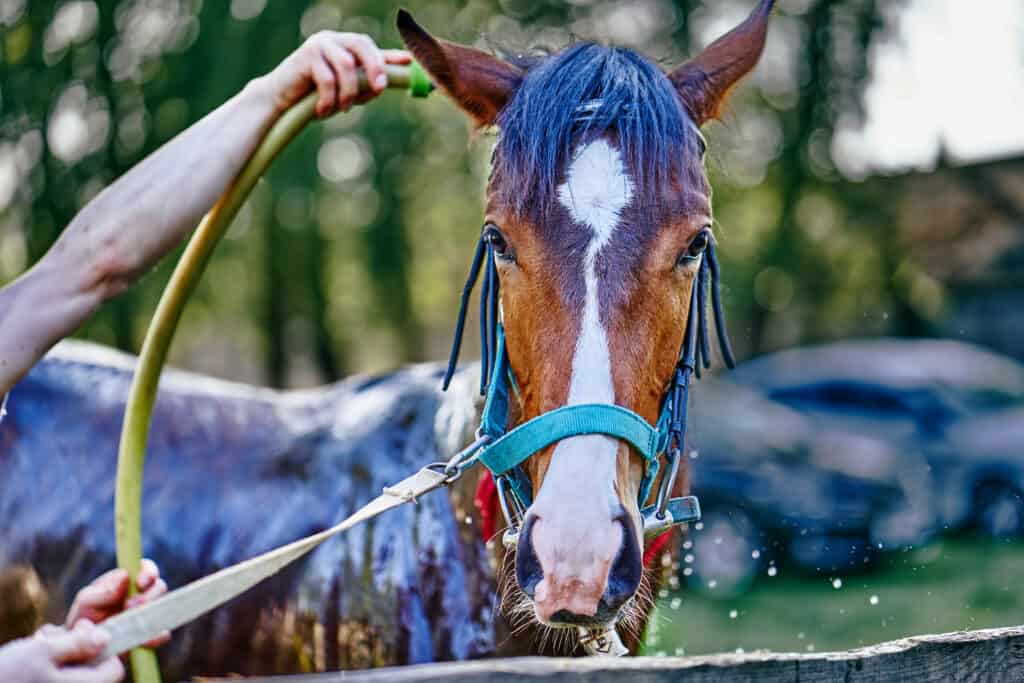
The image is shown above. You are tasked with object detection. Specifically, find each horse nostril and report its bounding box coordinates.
[601,513,643,613]
[515,515,543,598]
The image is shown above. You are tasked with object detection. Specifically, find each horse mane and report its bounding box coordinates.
[493,43,704,217]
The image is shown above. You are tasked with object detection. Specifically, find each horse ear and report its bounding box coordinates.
[397,9,522,127]
[668,0,774,125]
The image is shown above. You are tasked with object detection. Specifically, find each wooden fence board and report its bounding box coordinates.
[201,624,1024,682]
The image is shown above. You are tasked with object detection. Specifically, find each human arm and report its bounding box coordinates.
[0,33,410,394]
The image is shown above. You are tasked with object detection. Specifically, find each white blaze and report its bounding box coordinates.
[534,138,634,513]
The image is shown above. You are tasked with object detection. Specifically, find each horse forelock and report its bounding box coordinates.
[491,42,705,223]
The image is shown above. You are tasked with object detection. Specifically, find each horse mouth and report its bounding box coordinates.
[543,609,617,630]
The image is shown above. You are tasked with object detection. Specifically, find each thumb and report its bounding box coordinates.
[43,621,110,665]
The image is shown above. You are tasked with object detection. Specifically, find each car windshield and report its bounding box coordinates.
[771,381,916,416]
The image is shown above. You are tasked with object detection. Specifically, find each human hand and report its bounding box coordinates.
[65,559,170,649]
[259,32,412,117]
[0,621,123,683]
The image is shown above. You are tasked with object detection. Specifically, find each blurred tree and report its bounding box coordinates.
[1,0,936,387]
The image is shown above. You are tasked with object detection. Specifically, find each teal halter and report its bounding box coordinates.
[441,230,735,546]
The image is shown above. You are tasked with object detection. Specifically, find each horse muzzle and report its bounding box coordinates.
[514,511,643,628]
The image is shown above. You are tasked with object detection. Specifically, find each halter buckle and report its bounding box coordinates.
[642,495,701,536]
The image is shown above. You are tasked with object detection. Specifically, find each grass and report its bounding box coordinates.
[643,536,1024,656]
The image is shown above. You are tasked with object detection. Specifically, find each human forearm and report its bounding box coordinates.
[56,77,281,295]
[0,33,408,395]
[0,80,278,394]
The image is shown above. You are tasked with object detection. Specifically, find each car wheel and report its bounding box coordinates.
[974,480,1024,538]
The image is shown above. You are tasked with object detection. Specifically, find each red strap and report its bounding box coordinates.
[642,529,673,568]
[473,470,674,567]
[475,469,500,542]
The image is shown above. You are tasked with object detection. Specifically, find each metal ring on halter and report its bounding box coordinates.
[443,434,491,478]
[495,473,527,533]
[654,445,682,520]
[425,462,466,485]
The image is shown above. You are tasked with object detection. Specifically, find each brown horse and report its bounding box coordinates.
[399,0,774,655]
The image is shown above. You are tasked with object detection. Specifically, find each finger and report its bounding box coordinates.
[46,622,110,665]
[310,58,337,117]
[136,559,159,591]
[322,42,358,112]
[85,569,128,594]
[143,630,171,649]
[382,49,413,65]
[56,657,125,683]
[339,34,386,91]
[77,570,129,606]
[66,574,128,628]
[125,578,167,610]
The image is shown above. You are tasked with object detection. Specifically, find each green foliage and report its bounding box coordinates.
[0,0,921,387]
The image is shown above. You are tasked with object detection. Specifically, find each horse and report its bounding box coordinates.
[0,341,493,678]
[1,2,774,669]
[397,0,773,655]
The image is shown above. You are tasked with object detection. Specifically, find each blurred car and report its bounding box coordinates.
[683,377,934,596]
[728,338,1024,536]
[943,406,1024,537]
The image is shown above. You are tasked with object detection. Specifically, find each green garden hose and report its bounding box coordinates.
[114,62,431,682]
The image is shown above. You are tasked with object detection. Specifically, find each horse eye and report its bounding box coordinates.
[483,224,513,260]
[689,231,710,255]
[677,230,710,266]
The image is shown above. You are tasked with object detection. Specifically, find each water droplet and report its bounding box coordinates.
[832,578,843,589]
[683,540,693,550]
[694,522,704,531]
[870,595,879,605]
[767,566,778,577]
[674,648,685,656]
[797,632,805,640]
[729,609,738,619]
[751,549,761,559]
[714,537,723,545]
[684,553,695,564]
[708,580,718,589]
[683,567,694,576]
[670,597,682,610]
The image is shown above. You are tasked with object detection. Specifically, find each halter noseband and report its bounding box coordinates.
[441,105,734,548]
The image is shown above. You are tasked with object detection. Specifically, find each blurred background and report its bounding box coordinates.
[2,0,1024,659]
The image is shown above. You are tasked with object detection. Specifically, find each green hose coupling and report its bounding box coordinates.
[407,61,433,98]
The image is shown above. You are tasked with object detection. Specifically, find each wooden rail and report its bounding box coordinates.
[202,624,1024,682]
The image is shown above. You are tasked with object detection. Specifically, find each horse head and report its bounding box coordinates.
[400,0,772,642]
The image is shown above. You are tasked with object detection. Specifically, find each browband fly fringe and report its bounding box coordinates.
[479,242,493,394]
[444,229,502,395]
[486,250,500,388]
[443,236,487,390]
[705,241,736,369]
